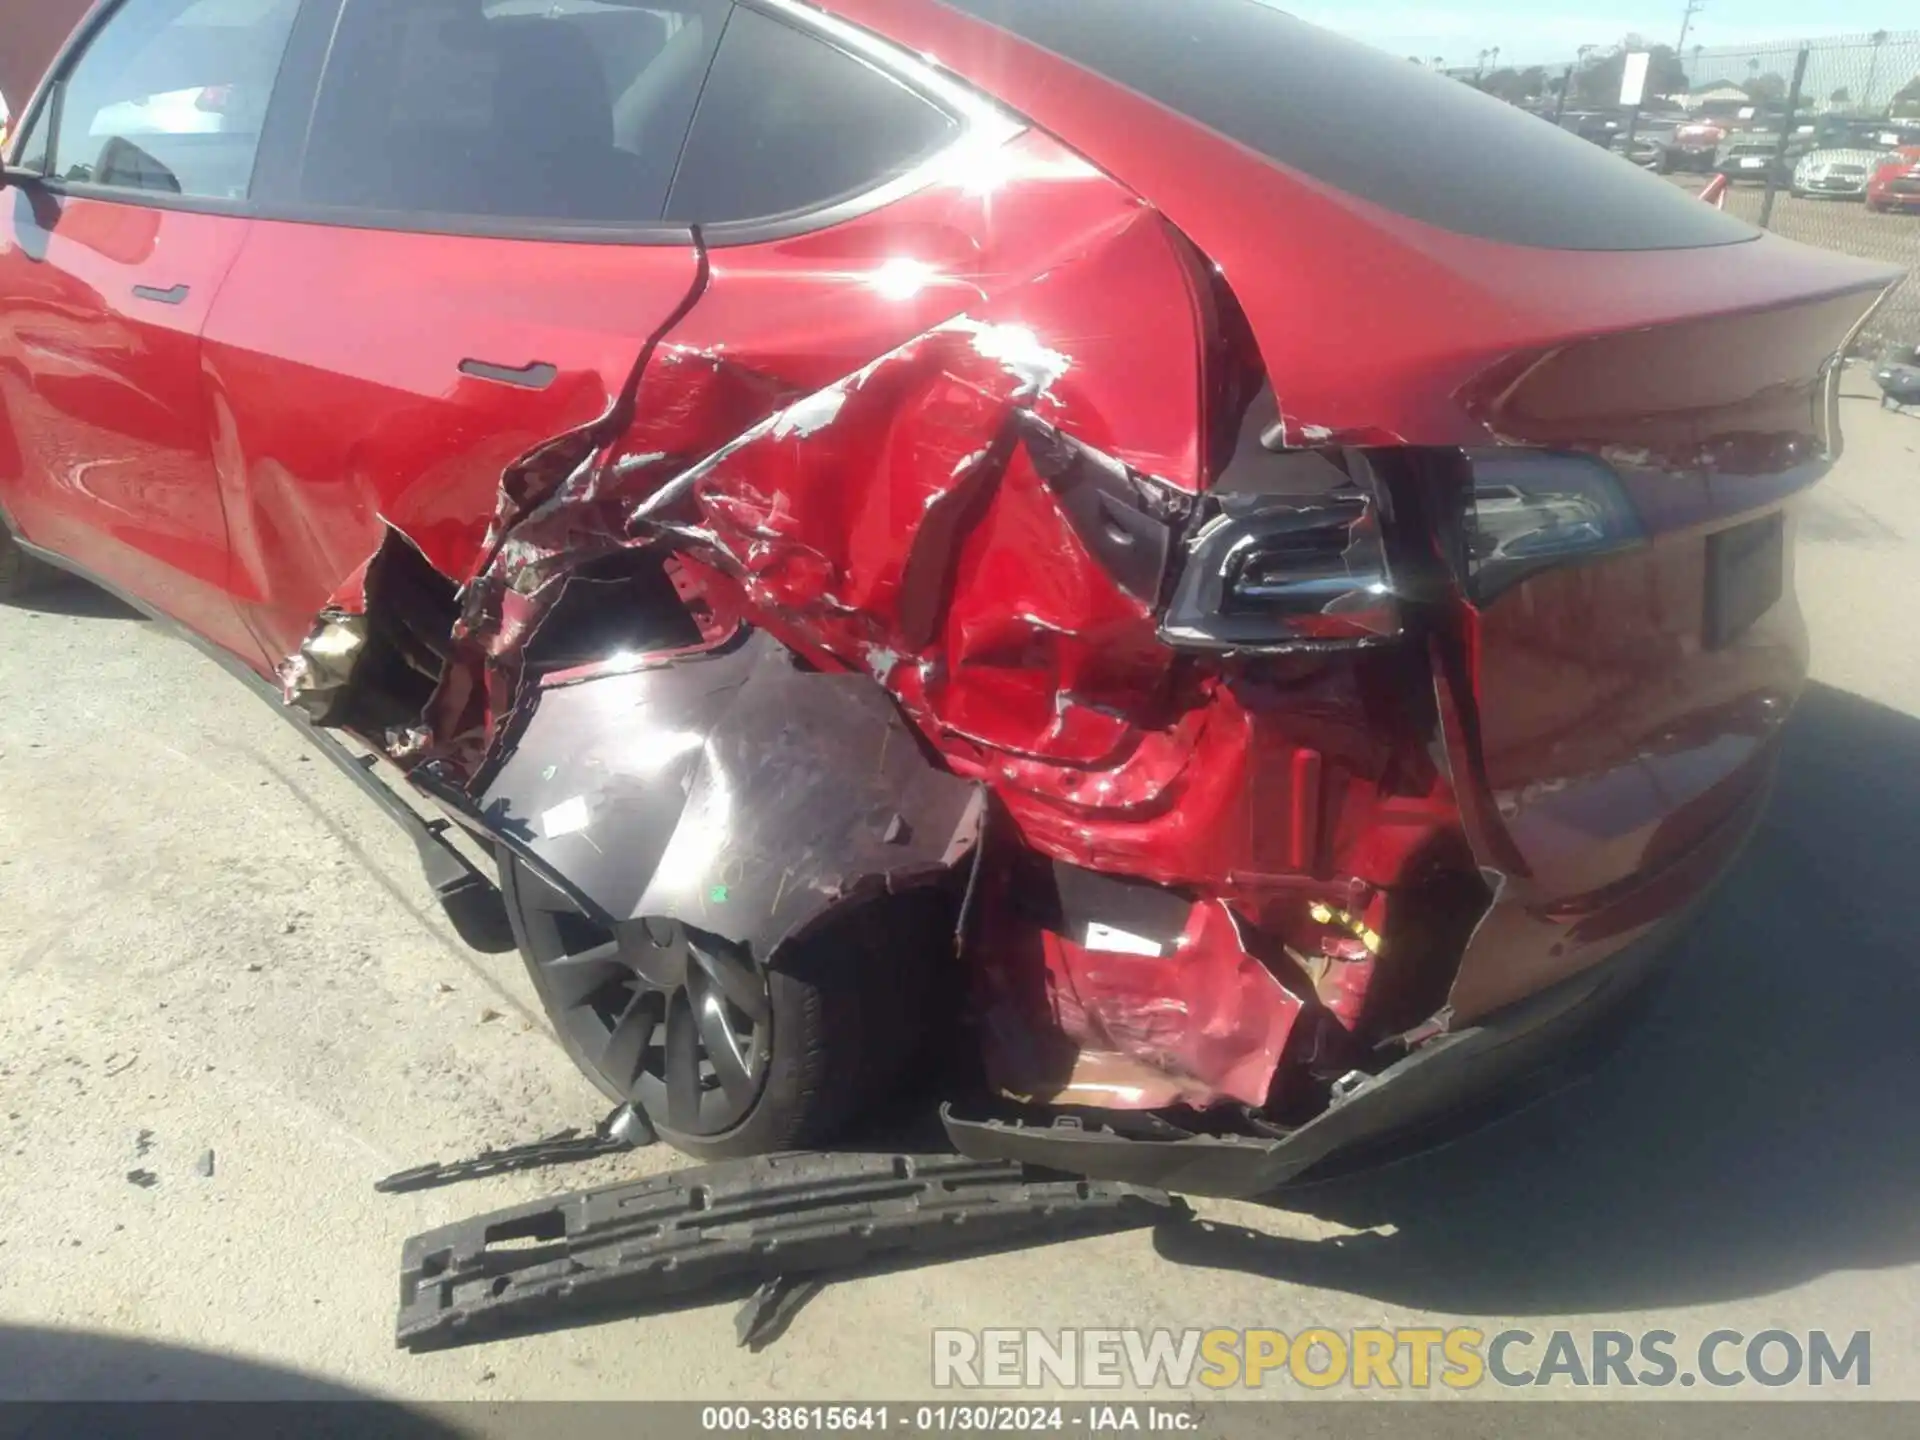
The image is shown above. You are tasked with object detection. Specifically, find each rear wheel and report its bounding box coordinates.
[500,853,939,1160]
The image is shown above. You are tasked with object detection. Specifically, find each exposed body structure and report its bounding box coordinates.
[0,0,1898,1192]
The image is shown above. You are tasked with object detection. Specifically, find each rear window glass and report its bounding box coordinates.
[938,0,1758,251]
[298,0,727,224]
[664,6,959,225]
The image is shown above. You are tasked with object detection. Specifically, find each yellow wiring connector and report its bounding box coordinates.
[1308,901,1383,955]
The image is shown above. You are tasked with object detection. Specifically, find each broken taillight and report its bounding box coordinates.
[1461,450,1644,603]
[1159,448,1400,652]
[1157,443,1650,647]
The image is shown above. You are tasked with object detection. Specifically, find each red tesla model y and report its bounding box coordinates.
[0,0,1898,1195]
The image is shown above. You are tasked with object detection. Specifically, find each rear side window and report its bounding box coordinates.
[46,0,300,200]
[297,0,728,225]
[939,0,1757,251]
[663,5,959,226]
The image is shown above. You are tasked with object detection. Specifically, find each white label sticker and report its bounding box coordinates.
[1084,922,1165,957]
[542,797,591,839]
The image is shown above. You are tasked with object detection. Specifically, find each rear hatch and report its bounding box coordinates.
[1428,286,1881,1017]
[833,0,1900,1011]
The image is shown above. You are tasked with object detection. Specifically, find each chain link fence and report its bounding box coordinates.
[1455,32,1920,354]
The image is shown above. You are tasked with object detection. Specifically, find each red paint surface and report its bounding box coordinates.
[0,192,261,659]
[201,221,703,664]
[817,0,1894,450]
[1867,148,1920,211]
[1436,525,1804,1022]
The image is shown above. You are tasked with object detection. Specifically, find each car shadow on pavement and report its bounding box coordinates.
[1155,680,1920,1314]
[15,572,147,621]
[0,1323,459,1433]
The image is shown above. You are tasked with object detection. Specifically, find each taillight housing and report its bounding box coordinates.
[1157,442,1649,652]
[1159,447,1401,653]
[1461,450,1644,604]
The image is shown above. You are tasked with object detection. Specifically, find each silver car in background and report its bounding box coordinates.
[1792,147,1884,199]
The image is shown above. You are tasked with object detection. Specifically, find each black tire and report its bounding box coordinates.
[0,526,57,603]
[500,853,945,1161]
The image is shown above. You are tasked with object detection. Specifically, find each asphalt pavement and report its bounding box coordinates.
[2,376,1918,1413]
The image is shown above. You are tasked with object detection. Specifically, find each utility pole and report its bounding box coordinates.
[1865,29,1890,110]
[1678,0,1704,55]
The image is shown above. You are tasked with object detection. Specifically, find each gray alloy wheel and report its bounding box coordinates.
[499,852,935,1160]
[508,867,774,1138]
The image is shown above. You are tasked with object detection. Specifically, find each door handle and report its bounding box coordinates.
[132,283,190,305]
[459,358,558,390]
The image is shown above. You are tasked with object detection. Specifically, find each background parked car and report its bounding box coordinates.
[1867,148,1920,214]
[1557,109,1622,146]
[1794,148,1887,200]
[1668,119,1726,172]
[1794,121,1920,200]
[1716,135,1790,185]
[1612,124,1677,171]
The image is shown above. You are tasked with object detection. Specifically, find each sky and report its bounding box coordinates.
[1284,2,1902,69]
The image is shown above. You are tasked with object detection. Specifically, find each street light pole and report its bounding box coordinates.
[1678,0,1704,55]
[1865,30,1889,110]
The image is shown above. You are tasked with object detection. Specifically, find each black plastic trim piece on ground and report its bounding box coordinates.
[374,1105,655,1195]
[395,1152,1185,1350]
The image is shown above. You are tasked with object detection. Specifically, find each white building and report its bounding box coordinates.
[1676,81,1751,112]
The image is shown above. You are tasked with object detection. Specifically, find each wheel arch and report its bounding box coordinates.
[468,627,986,969]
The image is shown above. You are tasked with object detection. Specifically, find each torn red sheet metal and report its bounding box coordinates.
[279,552,375,720]
[973,892,1304,1111]
[292,135,1462,1118]
[526,322,1451,1109]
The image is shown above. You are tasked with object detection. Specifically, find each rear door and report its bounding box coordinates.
[201,0,725,663]
[0,0,300,660]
